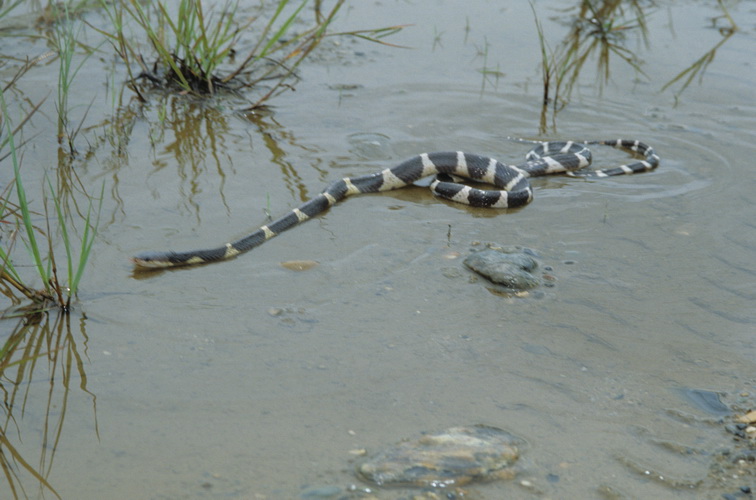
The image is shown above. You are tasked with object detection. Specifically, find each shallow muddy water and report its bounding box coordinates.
[1,1,756,499]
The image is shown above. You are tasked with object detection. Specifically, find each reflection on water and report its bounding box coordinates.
[0,312,95,500]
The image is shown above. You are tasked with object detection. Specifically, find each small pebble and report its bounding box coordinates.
[737,410,756,424]
[281,260,318,271]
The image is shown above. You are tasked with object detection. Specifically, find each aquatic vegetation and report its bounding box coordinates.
[476,37,506,93]
[661,0,738,101]
[530,0,741,128]
[51,2,96,156]
[1,0,401,314]
[1,60,98,498]
[0,87,102,314]
[96,0,405,107]
[531,0,652,131]
[0,0,24,19]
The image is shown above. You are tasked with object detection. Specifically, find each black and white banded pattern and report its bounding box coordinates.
[526,139,659,178]
[133,139,659,269]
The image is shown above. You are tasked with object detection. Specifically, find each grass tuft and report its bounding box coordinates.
[49,2,97,156]
[95,0,404,107]
[530,0,651,132]
[0,86,102,314]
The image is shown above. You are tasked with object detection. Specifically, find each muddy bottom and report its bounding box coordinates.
[1,1,755,499]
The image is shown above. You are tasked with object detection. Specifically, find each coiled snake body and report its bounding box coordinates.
[133,139,659,269]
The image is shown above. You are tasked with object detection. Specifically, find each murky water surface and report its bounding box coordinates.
[1,1,755,499]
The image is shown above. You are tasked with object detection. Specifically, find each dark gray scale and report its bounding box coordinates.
[132,139,659,269]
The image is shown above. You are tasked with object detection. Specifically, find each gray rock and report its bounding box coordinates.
[463,249,540,289]
[357,425,523,488]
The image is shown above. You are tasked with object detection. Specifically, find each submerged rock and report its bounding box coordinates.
[681,388,731,416]
[357,425,523,488]
[463,248,540,289]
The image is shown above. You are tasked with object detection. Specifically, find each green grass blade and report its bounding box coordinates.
[70,182,104,294]
[47,177,74,288]
[0,246,20,281]
[259,0,308,59]
[129,0,192,90]
[0,89,49,288]
[247,0,291,57]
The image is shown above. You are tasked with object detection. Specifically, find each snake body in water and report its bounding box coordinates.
[133,139,659,269]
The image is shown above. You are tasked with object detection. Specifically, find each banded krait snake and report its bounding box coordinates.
[133,139,659,269]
